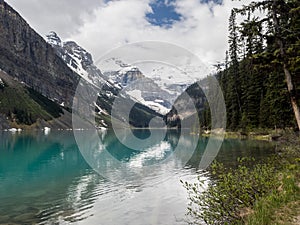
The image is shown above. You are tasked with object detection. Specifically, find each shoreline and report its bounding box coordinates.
[202,129,298,142]
[1,126,298,145]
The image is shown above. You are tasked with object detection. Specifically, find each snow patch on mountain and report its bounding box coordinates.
[101,58,144,88]
[46,31,62,47]
[102,59,174,114]
[0,78,4,88]
[46,32,113,89]
[65,49,90,82]
[99,58,173,114]
[99,57,200,114]
[46,33,202,116]
[127,90,169,115]
[138,63,203,96]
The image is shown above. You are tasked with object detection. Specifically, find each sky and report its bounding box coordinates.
[5,0,251,70]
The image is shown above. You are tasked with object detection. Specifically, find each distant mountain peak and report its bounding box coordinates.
[46,31,108,87]
[0,2,164,129]
[46,31,62,47]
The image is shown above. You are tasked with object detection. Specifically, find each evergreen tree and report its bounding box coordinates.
[237,0,300,130]
[197,0,299,131]
[227,10,242,130]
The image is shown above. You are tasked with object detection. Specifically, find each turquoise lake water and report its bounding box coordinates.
[0,130,275,224]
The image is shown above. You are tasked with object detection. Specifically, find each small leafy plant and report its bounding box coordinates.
[181,158,279,225]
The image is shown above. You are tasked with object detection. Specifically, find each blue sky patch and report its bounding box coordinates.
[146,0,181,27]
[146,0,223,27]
[201,0,223,4]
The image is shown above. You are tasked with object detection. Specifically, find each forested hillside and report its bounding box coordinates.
[201,0,300,131]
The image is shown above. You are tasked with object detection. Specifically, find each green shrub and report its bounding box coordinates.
[181,158,279,225]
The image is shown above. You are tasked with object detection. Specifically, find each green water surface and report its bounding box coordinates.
[0,130,274,224]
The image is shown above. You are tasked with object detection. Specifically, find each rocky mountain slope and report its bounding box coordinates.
[46,31,206,118]
[0,0,206,130]
[0,0,162,129]
[46,32,172,115]
[0,0,79,108]
[46,32,164,127]
[0,69,88,129]
[100,58,176,114]
[100,57,208,115]
[165,81,207,128]
[46,31,112,89]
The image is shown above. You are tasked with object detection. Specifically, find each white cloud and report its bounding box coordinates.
[5,0,105,38]
[5,0,253,71]
[71,0,252,69]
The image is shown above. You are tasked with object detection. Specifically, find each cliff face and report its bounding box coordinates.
[0,0,164,129]
[165,82,206,128]
[0,0,79,108]
[46,31,113,89]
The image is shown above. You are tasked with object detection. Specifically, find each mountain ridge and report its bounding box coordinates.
[0,0,165,129]
[0,0,80,109]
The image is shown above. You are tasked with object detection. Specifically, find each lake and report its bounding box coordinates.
[0,130,275,224]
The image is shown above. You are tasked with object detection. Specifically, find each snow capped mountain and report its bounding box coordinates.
[126,89,170,115]
[46,31,62,47]
[138,63,203,96]
[100,58,175,114]
[0,0,165,129]
[46,32,121,127]
[46,31,112,89]
[101,57,144,87]
[45,32,166,127]
[99,57,202,114]
[46,33,202,116]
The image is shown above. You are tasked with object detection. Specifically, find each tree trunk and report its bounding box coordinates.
[283,64,300,130]
[272,0,300,130]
